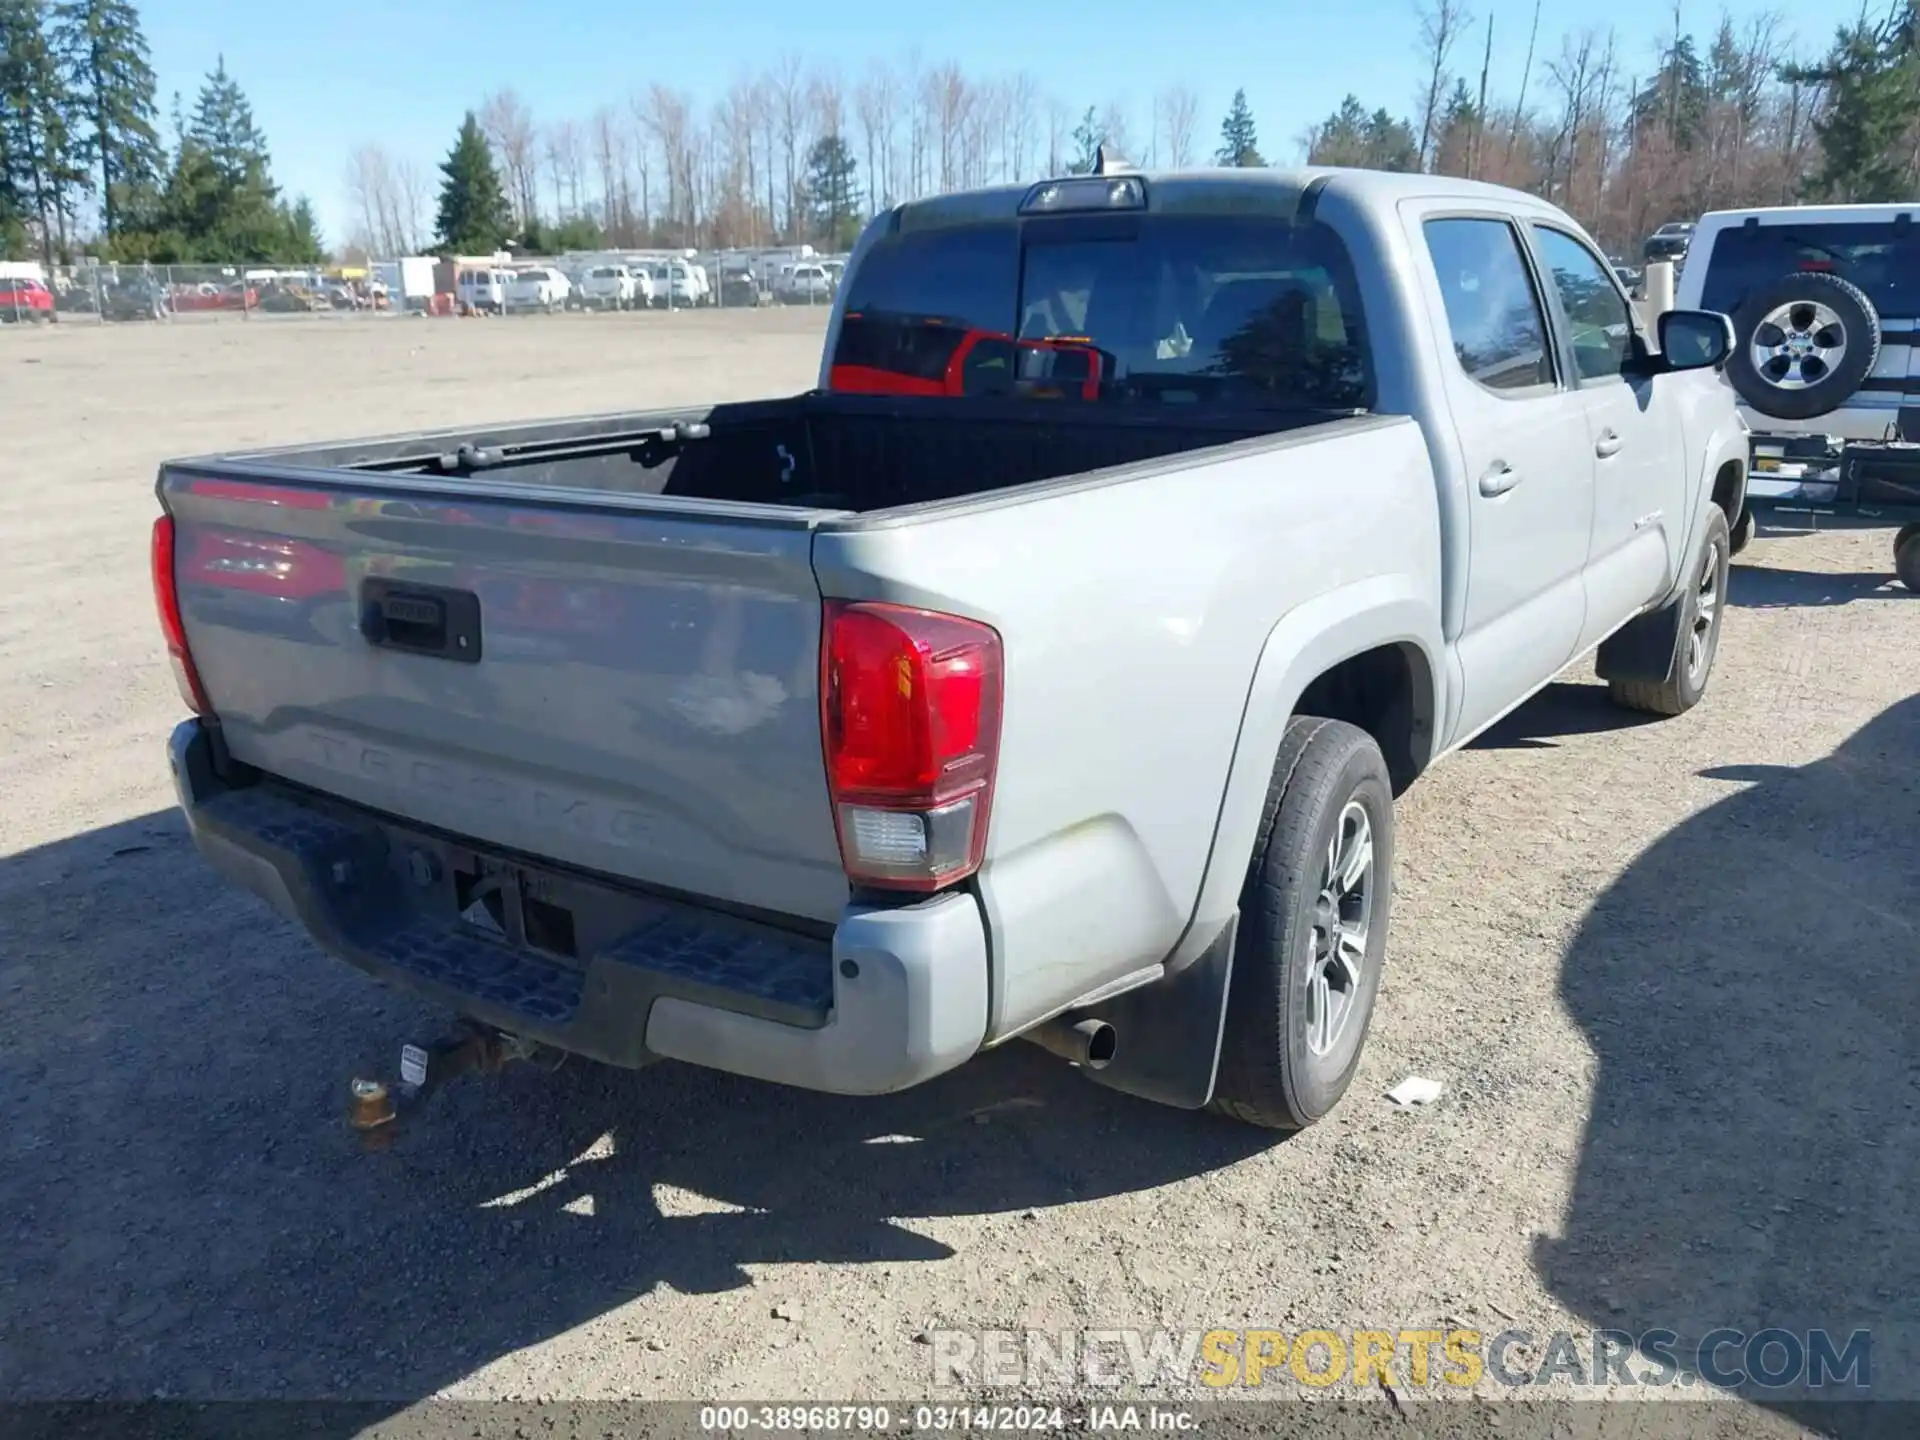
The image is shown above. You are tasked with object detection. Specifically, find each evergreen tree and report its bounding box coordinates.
[51,0,159,238]
[1631,35,1709,146]
[1364,108,1421,171]
[278,194,323,261]
[0,0,88,261]
[1794,4,1920,202]
[434,112,511,253]
[802,132,860,247]
[1068,106,1101,173]
[1307,95,1420,171]
[188,55,269,188]
[133,57,287,258]
[1215,88,1264,166]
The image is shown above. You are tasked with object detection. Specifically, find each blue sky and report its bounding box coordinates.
[140,0,1826,247]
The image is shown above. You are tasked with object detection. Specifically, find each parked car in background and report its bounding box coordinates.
[154,166,1746,1135]
[780,263,834,303]
[102,276,170,321]
[456,270,509,314]
[1678,202,1920,582]
[507,267,571,312]
[580,265,644,310]
[1607,255,1642,292]
[0,275,55,321]
[648,263,702,307]
[1679,204,1912,443]
[1644,221,1695,264]
[718,269,764,306]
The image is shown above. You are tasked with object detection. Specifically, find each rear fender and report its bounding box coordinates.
[1597,483,1727,686]
[1169,576,1444,971]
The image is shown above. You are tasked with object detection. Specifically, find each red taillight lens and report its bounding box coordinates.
[822,600,1003,891]
[152,516,211,715]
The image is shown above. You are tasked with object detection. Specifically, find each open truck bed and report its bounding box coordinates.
[185,390,1321,513]
[159,385,1412,1097]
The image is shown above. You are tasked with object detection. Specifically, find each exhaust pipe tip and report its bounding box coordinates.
[1023,1016,1117,1071]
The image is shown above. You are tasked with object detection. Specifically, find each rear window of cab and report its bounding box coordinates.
[830,214,1374,412]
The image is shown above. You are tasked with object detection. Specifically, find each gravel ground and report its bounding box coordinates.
[1,314,1915,1437]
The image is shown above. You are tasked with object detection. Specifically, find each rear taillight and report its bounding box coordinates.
[821,600,1003,892]
[151,516,211,715]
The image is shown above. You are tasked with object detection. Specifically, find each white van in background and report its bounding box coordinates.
[456,270,510,313]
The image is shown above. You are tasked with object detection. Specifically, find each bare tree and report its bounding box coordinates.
[1470,14,1494,178]
[1505,0,1543,167]
[929,62,969,191]
[1098,101,1134,162]
[345,144,399,256]
[723,79,764,244]
[772,53,810,238]
[1158,84,1200,168]
[1007,72,1040,182]
[546,120,587,221]
[642,84,697,242]
[754,75,779,236]
[1046,98,1071,177]
[1415,0,1471,170]
[856,62,892,210]
[812,64,846,141]
[898,50,927,198]
[963,77,1002,186]
[626,91,656,239]
[394,157,429,253]
[479,89,540,230]
[590,106,623,237]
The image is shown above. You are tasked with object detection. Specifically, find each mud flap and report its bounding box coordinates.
[1595,600,1682,687]
[1081,916,1236,1110]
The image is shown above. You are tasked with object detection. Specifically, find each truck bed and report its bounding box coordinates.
[160,386,1428,1077]
[187,391,1339,515]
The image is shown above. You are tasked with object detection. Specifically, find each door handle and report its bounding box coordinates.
[1595,429,1623,459]
[1478,462,1522,497]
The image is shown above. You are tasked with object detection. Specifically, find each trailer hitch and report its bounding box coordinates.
[348,1023,543,1146]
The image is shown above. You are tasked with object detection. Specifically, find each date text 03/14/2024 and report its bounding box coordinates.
[696,1405,1196,1432]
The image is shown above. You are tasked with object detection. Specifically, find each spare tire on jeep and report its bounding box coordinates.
[1724,271,1880,422]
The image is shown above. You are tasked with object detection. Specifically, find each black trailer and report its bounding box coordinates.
[1743,431,1920,591]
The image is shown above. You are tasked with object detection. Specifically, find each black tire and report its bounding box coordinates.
[1610,507,1732,717]
[1896,525,1920,594]
[1725,272,1879,422]
[1210,716,1395,1132]
[1729,505,1757,557]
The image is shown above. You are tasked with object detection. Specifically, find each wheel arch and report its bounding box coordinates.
[1168,578,1443,973]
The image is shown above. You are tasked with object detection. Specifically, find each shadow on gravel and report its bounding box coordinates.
[1470,681,1655,750]
[1729,565,1914,609]
[0,810,1267,1414]
[1537,695,1920,1436]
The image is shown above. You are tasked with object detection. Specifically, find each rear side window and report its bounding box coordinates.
[1531,227,1635,382]
[1423,218,1555,393]
[830,215,1373,411]
[1698,222,1918,318]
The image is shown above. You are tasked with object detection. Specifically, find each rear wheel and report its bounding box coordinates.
[1729,506,1757,557]
[1210,717,1395,1132]
[1896,525,1920,593]
[1609,507,1731,717]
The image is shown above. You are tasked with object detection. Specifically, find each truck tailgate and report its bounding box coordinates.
[162,472,849,924]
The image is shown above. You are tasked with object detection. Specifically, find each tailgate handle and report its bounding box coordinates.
[360,579,483,663]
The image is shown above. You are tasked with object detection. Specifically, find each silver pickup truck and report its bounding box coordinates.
[156,166,1749,1130]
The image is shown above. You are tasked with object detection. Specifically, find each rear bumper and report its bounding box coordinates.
[168,720,989,1095]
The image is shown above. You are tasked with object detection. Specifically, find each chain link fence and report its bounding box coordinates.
[1,252,848,327]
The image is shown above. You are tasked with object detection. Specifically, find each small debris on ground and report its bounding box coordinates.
[1387,1075,1446,1108]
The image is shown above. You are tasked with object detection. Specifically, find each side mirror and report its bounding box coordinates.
[1657,309,1734,372]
